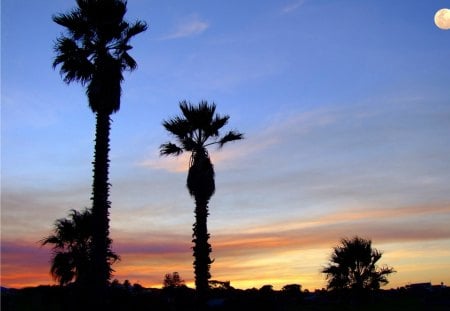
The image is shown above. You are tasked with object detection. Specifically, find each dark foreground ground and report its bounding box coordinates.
[2,285,450,311]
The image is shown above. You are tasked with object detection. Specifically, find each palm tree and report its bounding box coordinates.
[322,236,395,296]
[52,0,147,293]
[41,208,120,287]
[160,100,243,298]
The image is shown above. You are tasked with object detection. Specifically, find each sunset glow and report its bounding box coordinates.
[2,0,450,292]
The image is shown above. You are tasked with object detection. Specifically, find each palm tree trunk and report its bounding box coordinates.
[91,111,112,303]
[193,198,212,301]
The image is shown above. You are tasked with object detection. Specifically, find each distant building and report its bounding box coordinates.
[406,282,432,292]
[405,282,448,294]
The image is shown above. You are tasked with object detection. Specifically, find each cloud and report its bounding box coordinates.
[161,15,209,40]
[217,98,450,209]
[3,98,449,290]
[3,201,449,289]
[2,91,59,129]
[116,201,450,288]
[114,236,189,256]
[138,131,275,173]
[140,152,190,173]
[281,0,306,14]
[109,201,450,260]
[1,241,53,288]
[212,202,450,250]
[1,184,90,240]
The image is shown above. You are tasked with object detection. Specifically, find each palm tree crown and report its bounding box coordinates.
[53,0,147,114]
[161,100,242,166]
[322,236,395,292]
[161,100,243,199]
[41,208,119,286]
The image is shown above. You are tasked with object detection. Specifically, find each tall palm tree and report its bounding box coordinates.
[160,101,243,298]
[52,0,147,293]
[41,208,120,287]
[322,237,395,295]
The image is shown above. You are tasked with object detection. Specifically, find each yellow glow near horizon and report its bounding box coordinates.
[3,240,450,291]
[2,204,449,290]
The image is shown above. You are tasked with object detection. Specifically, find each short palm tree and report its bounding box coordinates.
[41,208,120,287]
[52,0,146,293]
[160,100,243,298]
[322,237,395,294]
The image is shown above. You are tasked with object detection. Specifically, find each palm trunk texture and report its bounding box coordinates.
[193,198,212,300]
[91,111,112,302]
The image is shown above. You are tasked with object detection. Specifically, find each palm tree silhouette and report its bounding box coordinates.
[160,100,243,298]
[41,208,119,287]
[322,236,395,300]
[52,0,146,294]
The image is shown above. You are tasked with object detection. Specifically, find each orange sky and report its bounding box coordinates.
[3,202,450,290]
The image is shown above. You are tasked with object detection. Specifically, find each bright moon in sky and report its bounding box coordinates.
[434,8,450,30]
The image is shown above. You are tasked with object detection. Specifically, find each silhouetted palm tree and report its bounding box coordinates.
[160,101,243,298]
[52,0,146,293]
[322,236,395,295]
[41,208,119,286]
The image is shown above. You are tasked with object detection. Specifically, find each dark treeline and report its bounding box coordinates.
[2,282,450,311]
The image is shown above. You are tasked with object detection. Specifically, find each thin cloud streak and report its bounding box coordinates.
[1,241,53,288]
[111,201,450,259]
[3,99,449,289]
[211,206,450,254]
[114,238,189,256]
[2,200,449,289]
[281,0,306,14]
[160,14,209,40]
[139,133,276,173]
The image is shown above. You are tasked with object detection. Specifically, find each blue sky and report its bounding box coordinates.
[2,0,450,289]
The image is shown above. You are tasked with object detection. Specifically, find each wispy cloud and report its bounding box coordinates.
[3,99,449,290]
[2,91,59,129]
[281,0,306,14]
[138,132,275,173]
[161,14,209,40]
[140,151,190,173]
[3,200,450,289]
[1,241,53,288]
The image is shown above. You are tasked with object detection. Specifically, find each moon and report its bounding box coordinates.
[434,8,450,30]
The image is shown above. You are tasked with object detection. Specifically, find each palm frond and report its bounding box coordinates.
[125,20,148,41]
[218,130,244,147]
[179,100,216,131]
[51,252,75,285]
[162,117,191,139]
[181,137,197,152]
[41,235,64,249]
[207,114,229,137]
[160,142,184,156]
[53,37,93,84]
[120,52,137,71]
[52,10,90,41]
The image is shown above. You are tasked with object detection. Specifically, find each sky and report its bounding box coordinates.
[1,0,450,291]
